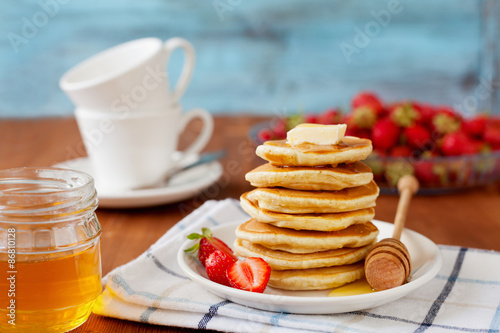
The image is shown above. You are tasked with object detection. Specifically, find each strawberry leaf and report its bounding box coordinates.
[187,233,203,240]
[184,243,200,253]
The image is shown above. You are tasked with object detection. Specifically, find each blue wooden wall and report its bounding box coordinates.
[0,0,499,118]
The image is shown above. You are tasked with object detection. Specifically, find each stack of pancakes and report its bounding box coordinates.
[236,135,380,290]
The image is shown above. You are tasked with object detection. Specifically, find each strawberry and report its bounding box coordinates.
[440,132,468,156]
[304,114,319,124]
[351,106,377,129]
[412,102,436,125]
[404,124,431,149]
[390,146,413,157]
[351,91,384,115]
[463,115,488,138]
[371,118,400,151]
[184,228,237,266]
[318,109,341,125]
[414,160,438,185]
[286,114,305,131]
[226,257,271,293]
[390,102,420,127]
[484,120,500,148]
[432,108,461,135]
[384,161,415,186]
[257,128,274,143]
[205,250,237,287]
[271,119,287,139]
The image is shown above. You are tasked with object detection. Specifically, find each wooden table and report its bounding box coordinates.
[1,116,499,332]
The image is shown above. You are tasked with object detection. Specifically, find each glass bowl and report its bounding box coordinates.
[249,121,500,194]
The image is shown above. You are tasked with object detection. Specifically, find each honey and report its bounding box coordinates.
[0,242,102,331]
[0,167,102,332]
[328,278,376,297]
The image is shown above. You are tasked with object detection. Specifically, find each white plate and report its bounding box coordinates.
[177,220,443,314]
[53,156,222,209]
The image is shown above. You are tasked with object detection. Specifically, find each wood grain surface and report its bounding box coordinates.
[1,115,499,332]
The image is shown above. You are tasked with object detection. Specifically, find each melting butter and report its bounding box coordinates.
[286,123,347,145]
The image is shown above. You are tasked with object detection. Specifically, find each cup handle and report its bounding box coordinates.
[163,38,196,101]
[175,108,214,166]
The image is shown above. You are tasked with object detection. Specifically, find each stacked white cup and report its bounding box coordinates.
[60,38,214,191]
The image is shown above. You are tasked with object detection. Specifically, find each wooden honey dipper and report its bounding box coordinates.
[364,175,419,291]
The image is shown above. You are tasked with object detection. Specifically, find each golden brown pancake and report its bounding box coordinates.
[240,193,375,231]
[243,181,379,214]
[255,137,372,167]
[245,162,373,191]
[235,219,379,253]
[234,239,372,270]
[269,262,365,290]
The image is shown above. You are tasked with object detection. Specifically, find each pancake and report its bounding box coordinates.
[245,162,373,191]
[234,239,372,270]
[235,219,379,253]
[243,181,379,214]
[255,137,372,167]
[240,193,375,231]
[268,262,365,290]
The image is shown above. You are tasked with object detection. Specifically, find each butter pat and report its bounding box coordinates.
[286,123,347,145]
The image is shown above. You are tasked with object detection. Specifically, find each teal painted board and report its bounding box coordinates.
[0,0,498,118]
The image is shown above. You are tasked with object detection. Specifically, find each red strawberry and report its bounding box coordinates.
[304,114,319,124]
[271,119,287,139]
[226,257,271,293]
[414,160,438,185]
[440,132,468,156]
[432,108,461,135]
[184,228,237,266]
[318,109,341,124]
[205,250,237,287]
[390,102,420,127]
[412,102,436,125]
[371,118,400,151]
[390,146,413,157]
[351,91,384,115]
[463,115,488,138]
[257,128,274,143]
[351,106,377,129]
[484,120,500,148]
[404,124,431,149]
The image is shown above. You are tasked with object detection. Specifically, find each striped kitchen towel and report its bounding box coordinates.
[93,198,500,333]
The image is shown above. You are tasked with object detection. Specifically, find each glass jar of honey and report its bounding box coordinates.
[0,167,102,332]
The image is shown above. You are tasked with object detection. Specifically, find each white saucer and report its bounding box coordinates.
[54,157,223,209]
[177,220,443,314]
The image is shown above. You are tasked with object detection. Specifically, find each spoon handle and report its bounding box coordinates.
[392,175,419,240]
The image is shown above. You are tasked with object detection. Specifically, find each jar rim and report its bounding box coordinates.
[0,167,98,221]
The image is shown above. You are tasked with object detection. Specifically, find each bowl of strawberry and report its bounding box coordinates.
[250,92,500,194]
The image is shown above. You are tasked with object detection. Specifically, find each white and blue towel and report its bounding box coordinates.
[94,199,500,332]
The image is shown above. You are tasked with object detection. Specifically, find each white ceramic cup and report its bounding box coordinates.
[74,105,213,191]
[59,37,195,112]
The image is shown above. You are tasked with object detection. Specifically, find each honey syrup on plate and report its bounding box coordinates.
[328,278,376,297]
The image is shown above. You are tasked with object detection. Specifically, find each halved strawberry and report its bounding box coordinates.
[226,257,271,293]
[184,228,237,266]
[205,250,237,286]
